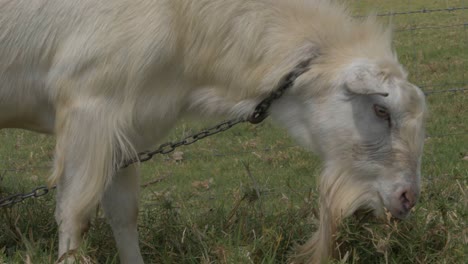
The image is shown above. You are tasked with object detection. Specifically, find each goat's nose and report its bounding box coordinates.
[400,189,417,212]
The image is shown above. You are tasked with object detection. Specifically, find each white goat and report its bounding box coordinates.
[0,0,426,263]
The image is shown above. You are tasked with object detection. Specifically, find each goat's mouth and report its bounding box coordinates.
[388,205,415,220]
[390,190,418,219]
[381,201,415,220]
[376,184,418,220]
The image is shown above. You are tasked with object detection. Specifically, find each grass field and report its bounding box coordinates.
[1,0,467,263]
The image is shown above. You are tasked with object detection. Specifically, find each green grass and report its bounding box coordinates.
[1,0,467,263]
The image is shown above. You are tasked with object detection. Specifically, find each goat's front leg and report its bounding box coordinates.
[54,170,95,262]
[52,101,120,262]
[101,165,144,264]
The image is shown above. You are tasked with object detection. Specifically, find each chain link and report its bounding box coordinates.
[0,185,56,208]
[248,58,312,124]
[121,118,246,168]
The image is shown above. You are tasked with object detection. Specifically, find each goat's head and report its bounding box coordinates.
[271,58,427,220]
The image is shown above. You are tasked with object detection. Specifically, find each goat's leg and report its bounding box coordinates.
[52,102,118,261]
[101,165,144,264]
[55,178,94,261]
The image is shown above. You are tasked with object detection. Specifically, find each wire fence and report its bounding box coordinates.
[1,3,467,206]
[373,7,468,17]
[354,1,468,92]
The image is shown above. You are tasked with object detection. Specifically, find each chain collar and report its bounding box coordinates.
[248,58,312,124]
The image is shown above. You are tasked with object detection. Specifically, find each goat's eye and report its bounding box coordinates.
[373,104,390,120]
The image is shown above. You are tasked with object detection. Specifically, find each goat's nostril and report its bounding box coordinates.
[401,191,408,202]
[400,191,415,211]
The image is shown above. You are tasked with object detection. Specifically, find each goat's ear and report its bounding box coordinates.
[344,62,389,97]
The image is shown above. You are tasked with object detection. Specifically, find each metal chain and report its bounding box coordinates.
[0,185,56,207]
[121,118,246,167]
[0,58,316,208]
[248,58,312,124]
[0,119,247,208]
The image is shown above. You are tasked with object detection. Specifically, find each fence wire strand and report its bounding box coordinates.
[395,23,467,32]
[423,87,468,94]
[375,6,468,17]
